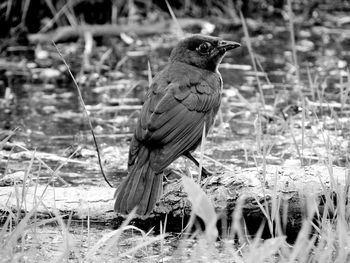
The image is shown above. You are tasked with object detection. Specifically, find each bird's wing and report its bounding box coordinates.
[132,68,221,172]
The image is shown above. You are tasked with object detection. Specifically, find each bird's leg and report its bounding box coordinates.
[183,152,213,178]
[163,167,182,183]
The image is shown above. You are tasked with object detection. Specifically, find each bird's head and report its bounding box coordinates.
[169,34,240,72]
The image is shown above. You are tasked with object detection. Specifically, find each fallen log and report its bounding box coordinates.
[0,164,347,242]
[28,19,215,43]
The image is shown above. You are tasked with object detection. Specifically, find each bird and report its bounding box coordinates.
[114,34,240,216]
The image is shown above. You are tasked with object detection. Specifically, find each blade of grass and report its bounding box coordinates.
[287,0,300,84]
[307,65,316,101]
[5,0,12,21]
[20,0,30,26]
[147,60,153,87]
[86,208,137,258]
[165,0,184,37]
[182,175,218,241]
[0,128,18,150]
[240,11,265,108]
[198,123,206,183]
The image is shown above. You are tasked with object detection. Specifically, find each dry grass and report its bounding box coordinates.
[1,161,350,262]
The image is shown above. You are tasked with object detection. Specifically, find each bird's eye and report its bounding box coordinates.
[197,42,212,54]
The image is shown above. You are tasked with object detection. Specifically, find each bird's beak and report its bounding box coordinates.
[217,40,241,52]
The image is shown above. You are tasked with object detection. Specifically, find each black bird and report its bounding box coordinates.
[114,34,240,215]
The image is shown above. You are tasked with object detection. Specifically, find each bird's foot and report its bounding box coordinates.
[200,166,213,178]
[183,152,215,178]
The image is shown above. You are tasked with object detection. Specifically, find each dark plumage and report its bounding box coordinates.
[114,34,240,215]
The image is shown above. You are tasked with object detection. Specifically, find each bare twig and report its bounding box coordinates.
[53,42,114,188]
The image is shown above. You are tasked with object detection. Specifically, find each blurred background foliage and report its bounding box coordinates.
[1,0,350,38]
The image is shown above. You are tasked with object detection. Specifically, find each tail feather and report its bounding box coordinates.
[124,164,145,205]
[133,164,153,211]
[114,153,162,215]
[126,163,152,211]
[146,173,163,214]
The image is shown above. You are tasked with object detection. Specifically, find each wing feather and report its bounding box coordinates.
[131,63,221,173]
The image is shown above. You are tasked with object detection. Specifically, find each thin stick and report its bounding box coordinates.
[53,42,113,188]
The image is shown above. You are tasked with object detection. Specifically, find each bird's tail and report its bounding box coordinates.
[114,149,162,216]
